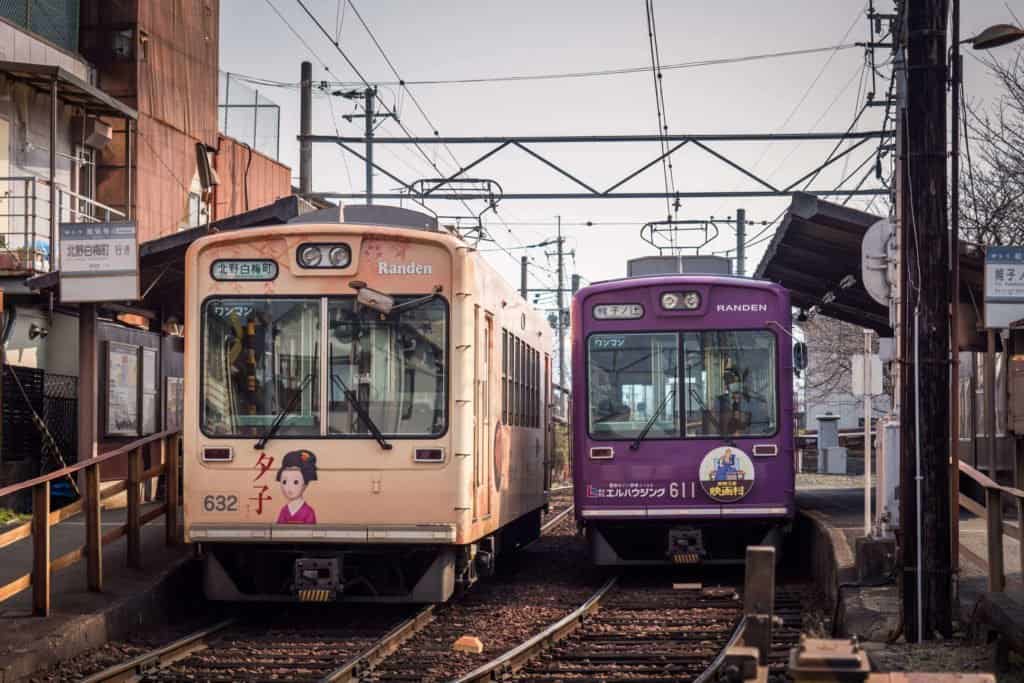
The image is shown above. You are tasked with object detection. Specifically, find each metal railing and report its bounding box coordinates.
[958,459,1024,593]
[0,176,126,273]
[0,429,182,616]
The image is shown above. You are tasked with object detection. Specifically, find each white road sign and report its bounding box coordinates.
[852,353,883,396]
[59,222,139,303]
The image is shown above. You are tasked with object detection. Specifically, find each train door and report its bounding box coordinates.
[473,307,493,519]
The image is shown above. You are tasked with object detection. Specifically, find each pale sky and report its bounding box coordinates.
[220,0,1022,304]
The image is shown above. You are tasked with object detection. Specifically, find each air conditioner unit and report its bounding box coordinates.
[72,116,113,150]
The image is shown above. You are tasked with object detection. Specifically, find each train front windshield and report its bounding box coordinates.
[587,330,777,440]
[201,296,447,438]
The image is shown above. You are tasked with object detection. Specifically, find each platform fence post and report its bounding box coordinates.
[85,463,102,591]
[985,487,1004,592]
[31,481,50,616]
[127,447,142,569]
[165,434,180,545]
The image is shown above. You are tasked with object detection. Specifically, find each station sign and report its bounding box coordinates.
[59,222,139,303]
[984,246,1024,328]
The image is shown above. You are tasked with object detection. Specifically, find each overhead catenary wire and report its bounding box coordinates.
[224,42,863,91]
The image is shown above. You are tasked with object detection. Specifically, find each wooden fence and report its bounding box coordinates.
[958,460,1024,593]
[0,429,182,616]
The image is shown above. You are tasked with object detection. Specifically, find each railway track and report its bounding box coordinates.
[454,579,807,683]
[81,605,432,683]
[81,498,576,683]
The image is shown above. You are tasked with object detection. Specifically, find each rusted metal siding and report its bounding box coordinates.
[213,134,291,221]
[137,0,218,148]
[135,117,196,242]
[81,0,223,241]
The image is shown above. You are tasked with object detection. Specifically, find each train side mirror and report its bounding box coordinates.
[793,342,808,373]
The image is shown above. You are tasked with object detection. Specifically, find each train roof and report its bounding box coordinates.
[580,273,787,296]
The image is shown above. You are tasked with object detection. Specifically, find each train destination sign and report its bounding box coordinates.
[59,221,139,303]
[984,245,1024,328]
[212,259,278,281]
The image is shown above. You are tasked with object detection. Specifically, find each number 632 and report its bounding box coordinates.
[203,494,238,512]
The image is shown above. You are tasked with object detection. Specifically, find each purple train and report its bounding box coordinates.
[571,274,800,565]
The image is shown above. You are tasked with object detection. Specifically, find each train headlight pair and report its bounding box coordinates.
[660,291,701,310]
[298,243,351,269]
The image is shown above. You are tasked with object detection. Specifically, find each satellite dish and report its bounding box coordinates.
[861,218,895,308]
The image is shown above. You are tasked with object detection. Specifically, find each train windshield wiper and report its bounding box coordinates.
[387,285,443,316]
[331,373,393,451]
[254,372,316,450]
[629,388,676,451]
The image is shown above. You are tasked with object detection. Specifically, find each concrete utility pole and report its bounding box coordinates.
[735,208,746,276]
[338,87,393,205]
[364,87,375,204]
[899,0,953,641]
[299,61,312,195]
[555,216,566,395]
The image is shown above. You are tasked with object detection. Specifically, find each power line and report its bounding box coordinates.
[644,0,678,226]
[224,42,862,90]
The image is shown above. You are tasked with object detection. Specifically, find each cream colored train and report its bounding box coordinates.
[183,206,552,602]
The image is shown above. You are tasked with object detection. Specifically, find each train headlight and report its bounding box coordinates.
[593,304,644,320]
[328,245,351,267]
[297,243,352,269]
[661,291,701,310]
[298,244,323,268]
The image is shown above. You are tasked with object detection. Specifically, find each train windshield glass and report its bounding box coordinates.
[587,333,680,439]
[328,296,447,437]
[682,330,777,437]
[201,298,321,436]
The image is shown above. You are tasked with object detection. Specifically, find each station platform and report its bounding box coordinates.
[0,504,195,682]
[796,474,1024,656]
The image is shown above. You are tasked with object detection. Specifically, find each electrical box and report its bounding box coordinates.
[1009,354,1024,435]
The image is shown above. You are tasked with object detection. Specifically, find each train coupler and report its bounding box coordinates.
[667,527,706,564]
[293,558,340,601]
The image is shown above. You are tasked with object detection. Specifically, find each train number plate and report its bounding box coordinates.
[202,493,239,512]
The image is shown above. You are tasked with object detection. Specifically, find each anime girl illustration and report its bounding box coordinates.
[276,450,318,524]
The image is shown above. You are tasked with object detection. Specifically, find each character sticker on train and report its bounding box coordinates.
[699,446,755,503]
[275,450,319,524]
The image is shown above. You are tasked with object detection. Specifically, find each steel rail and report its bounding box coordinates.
[319,605,436,682]
[540,505,574,534]
[450,576,619,683]
[692,614,750,683]
[80,619,236,683]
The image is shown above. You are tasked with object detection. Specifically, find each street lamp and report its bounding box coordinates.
[967,23,1024,50]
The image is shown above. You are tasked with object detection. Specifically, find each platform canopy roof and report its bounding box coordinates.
[756,193,987,339]
[755,193,892,334]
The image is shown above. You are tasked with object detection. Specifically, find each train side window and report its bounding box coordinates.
[502,330,508,424]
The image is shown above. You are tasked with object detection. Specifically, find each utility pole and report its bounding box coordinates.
[364,88,375,204]
[299,61,312,195]
[572,273,581,294]
[555,216,566,395]
[520,256,528,299]
[899,0,952,641]
[736,208,746,276]
[340,87,393,205]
